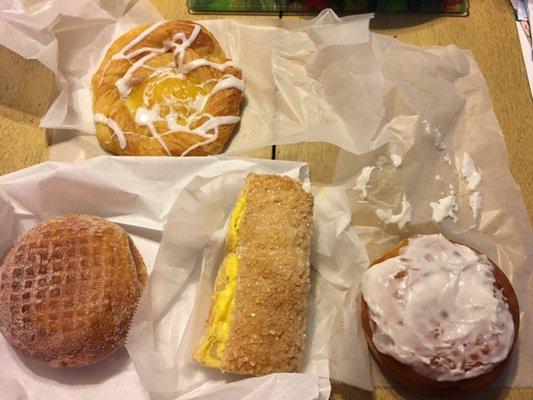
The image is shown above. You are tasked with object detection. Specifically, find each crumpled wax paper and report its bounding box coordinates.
[0,156,372,400]
[126,161,372,400]
[0,0,384,160]
[329,32,533,387]
[0,155,188,400]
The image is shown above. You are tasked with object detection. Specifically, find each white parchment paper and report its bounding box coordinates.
[0,156,371,400]
[126,162,372,400]
[0,0,384,160]
[0,0,531,395]
[330,33,533,388]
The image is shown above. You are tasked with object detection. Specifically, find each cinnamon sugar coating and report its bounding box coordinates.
[220,174,314,375]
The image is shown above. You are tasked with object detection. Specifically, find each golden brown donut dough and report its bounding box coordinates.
[0,214,147,367]
[92,20,244,156]
[360,239,520,396]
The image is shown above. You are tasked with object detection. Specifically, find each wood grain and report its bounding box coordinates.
[0,45,56,174]
[0,1,531,399]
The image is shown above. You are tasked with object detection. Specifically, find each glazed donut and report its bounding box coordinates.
[92,20,244,156]
[360,234,519,396]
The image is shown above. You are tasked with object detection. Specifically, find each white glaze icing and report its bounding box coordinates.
[93,113,128,150]
[113,22,239,98]
[94,21,166,90]
[113,21,171,97]
[134,105,172,155]
[390,154,402,167]
[113,20,167,60]
[113,22,197,97]
[115,51,162,97]
[435,174,442,181]
[361,234,515,382]
[355,166,375,199]
[180,59,236,74]
[128,102,241,157]
[190,94,208,112]
[209,74,246,97]
[172,24,201,68]
[430,184,458,223]
[375,193,413,229]
[461,153,482,191]
[423,120,446,150]
[177,114,241,156]
[164,107,182,131]
[469,191,482,221]
[461,153,483,221]
[443,153,452,165]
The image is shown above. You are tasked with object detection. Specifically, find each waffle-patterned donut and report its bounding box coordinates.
[92,20,245,156]
[0,214,147,367]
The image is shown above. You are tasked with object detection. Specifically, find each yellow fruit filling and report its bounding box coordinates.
[195,193,246,367]
[123,74,210,124]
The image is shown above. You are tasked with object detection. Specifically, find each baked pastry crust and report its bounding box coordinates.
[0,214,147,367]
[194,174,314,375]
[92,20,244,156]
[360,239,520,396]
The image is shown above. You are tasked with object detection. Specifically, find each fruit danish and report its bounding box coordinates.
[360,234,519,396]
[92,21,244,156]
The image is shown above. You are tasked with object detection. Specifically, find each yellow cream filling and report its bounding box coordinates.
[124,75,210,123]
[195,193,246,367]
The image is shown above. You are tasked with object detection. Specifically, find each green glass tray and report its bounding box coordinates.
[188,0,469,15]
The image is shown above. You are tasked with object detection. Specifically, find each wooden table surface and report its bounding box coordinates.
[0,0,531,399]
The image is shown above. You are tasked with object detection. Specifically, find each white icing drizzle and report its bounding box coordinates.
[443,153,452,165]
[165,107,182,131]
[375,193,413,229]
[172,24,202,68]
[180,59,236,74]
[135,105,172,155]
[362,234,515,382]
[113,20,167,60]
[131,104,241,157]
[435,174,442,181]
[115,51,163,97]
[177,114,241,156]
[190,94,208,112]
[112,22,197,97]
[390,154,402,167]
[93,113,128,150]
[355,166,375,199]
[430,184,458,223]
[422,120,446,150]
[209,74,246,96]
[102,21,244,155]
[113,21,170,97]
[112,22,237,98]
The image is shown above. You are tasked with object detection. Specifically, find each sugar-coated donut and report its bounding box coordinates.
[0,214,147,367]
